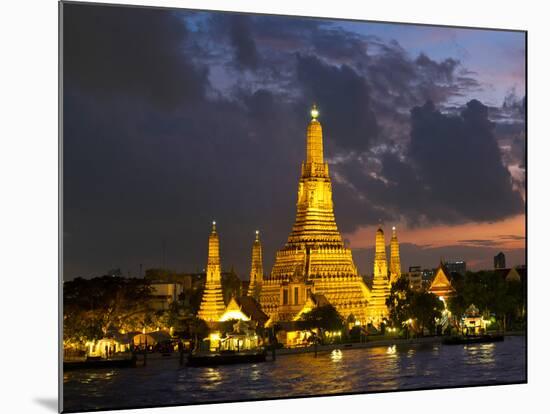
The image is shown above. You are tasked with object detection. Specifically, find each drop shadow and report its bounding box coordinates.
[34,397,58,412]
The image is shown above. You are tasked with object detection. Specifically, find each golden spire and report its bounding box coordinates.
[306,103,324,165]
[389,225,401,285]
[310,103,319,120]
[368,225,390,324]
[248,229,264,299]
[198,221,226,322]
[261,105,371,326]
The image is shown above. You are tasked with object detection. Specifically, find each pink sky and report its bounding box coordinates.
[344,213,525,250]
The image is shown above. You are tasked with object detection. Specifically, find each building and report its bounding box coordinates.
[422,269,435,289]
[149,282,184,311]
[366,226,390,324]
[247,230,264,299]
[494,252,506,269]
[407,266,423,291]
[197,222,226,322]
[389,226,402,285]
[461,304,488,336]
[259,105,371,324]
[219,296,269,327]
[445,260,467,276]
[428,261,455,301]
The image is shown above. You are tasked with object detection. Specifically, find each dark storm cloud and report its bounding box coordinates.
[311,29,368,64]
[333,99,524,229]
[407,100,524,221]
[63,3,208,109]
[296,54,379,151]
[228,15,260,70]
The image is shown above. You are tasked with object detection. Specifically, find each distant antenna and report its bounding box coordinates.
[162,240,167,269]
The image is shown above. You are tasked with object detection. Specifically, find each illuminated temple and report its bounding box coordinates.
[366,226,390,323]
[197,221,226,322]
[247,230,264,300]
[259,105,371,324]
[389,226,402,285]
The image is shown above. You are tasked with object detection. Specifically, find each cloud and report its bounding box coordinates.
[408,99,524,221]
[296,54,379,152]
[62,4,525,279]
[63,3,209,110]
[351,242,525,274]
[228,15,260,70]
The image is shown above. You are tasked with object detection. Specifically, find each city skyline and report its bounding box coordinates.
[63,4,526,280]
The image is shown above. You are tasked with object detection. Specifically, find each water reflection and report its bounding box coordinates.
[64,337,526,412]
[330,349,343,362]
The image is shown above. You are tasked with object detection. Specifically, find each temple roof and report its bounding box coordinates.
[429,264,455,296]
[236,296,269,325]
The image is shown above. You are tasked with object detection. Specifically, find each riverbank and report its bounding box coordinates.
[275,331,525,357]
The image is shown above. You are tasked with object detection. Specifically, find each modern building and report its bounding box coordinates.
[494,252,506,269]
[149,282,184,311]
[422,269,435,289]
[259,105,371,325]
[445,260,467,276]
[197,221,227,322]
[407,266,423,291]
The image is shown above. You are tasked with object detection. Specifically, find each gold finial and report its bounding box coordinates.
[310,103,319,120]
[392,226,396,231]
[255,229,260,241]
[212,220,217,232]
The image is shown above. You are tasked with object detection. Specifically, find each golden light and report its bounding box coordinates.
[310,104,319,119]
[330,349,343,361]
[219,310,250,322]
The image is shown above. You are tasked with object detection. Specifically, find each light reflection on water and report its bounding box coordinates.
[64,336,526,412]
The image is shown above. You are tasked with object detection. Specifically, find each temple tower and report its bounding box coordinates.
[389,226,402,285]
[197,221,226,322]
[247,230,264,299]
[260,105,370,323]
[367,226,390,324]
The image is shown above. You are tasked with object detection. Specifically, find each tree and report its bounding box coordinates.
[63,276,152,343]
[409,291,444,335]
[386,277,413,328]
[450,270,525,332]
[300,305,345,343]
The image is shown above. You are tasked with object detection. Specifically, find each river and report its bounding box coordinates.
[63,335,526,412]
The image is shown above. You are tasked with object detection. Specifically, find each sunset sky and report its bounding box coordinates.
[63,3,525,279]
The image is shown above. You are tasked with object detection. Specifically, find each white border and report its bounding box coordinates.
[1,1,548,413]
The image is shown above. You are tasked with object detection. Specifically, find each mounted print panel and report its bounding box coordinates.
[60,1,526,412]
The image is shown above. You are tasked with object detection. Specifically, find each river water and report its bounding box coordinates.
[63,336,526,412]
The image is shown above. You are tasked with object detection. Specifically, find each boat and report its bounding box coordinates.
[186,349,267,367]
[63,355,137,371]
[442,334,504,345]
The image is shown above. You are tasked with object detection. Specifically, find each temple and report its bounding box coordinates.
[259,105,371,324]
[366,226,390,324]
[247,230,264,299]
[197,221,226,322]
[428,261,456,301]
[389,226,401,284]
